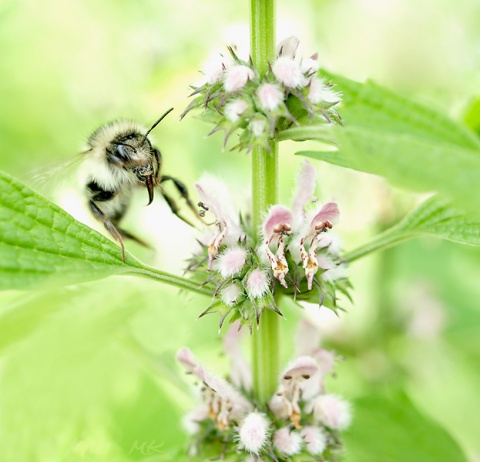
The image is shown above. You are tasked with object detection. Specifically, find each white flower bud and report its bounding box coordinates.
[276,36,300,58]
[249,118,267,138]
[225,99,249,122]
[214,247,247,278]
[269,392,292,419]
[245,269,269,299]
[301,426,327,455]
[312,394,351,430]
[224,65,255,92]
[301,55,320,74]
[221,282,244,307]
[239,411,270,455]
[202,53,230,85]
[272,57,305,88]
[273,427,303,456]
[321,264,347,283]
[308,78,341,104]
[257,83,284,111]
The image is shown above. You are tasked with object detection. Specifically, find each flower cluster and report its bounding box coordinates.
[181,37,342,152]
[178,320,351,461]
[187,161,350,331]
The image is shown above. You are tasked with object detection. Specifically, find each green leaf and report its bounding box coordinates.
[323,72,480,150]
[296,149,351,169]
[343,195,480,262]
[338,126,480,209]
[344,391,467,462]
[298,74,480,211]
[275,124,337,145]
[463,97,480,136]
[0,170,211,295]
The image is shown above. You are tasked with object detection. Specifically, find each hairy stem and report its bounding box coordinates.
[250,0,280,404]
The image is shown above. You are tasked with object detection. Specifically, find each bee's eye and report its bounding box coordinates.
[115,144,132,160]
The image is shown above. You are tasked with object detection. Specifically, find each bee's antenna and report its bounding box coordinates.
[142,107,174,143]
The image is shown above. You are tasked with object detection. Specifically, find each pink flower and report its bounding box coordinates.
[224,65,255,92]
[245,268,270,299]
[301,426,327,455]
[262,206,293,240]
[273,356,319,428]
[260,160,342,290]
[282,356,319,383]
[238,412,270,455]
[294,319,336,401]
[195,177,244,269]
[214,247,247,278]
[256,83,284,111]
[177,347,253,430]
[299,202,340,290]
[223,320,252,391]
[291,160,317,228]
[273,427,303,456]
[176,347,199,373]
[272,57,305,88]
[261,205,293,288]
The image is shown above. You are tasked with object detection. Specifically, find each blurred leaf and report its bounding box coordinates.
[344,195,480,262]
[296,149,350,168]
[0,171,210,295]
[298,74,480,211]
[323,72,480,150]
[303,127,480,212]
[397,195,480,242]
[275,124,337,144]
[0,291,64,353]
[110,376,185,461]
[344,392,467,462]
[463,97,480,136]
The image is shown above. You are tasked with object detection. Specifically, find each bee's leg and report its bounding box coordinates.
[160,190,196,227]
[117,228,152,249]
[160,175,200,225]
[89,200,126,261]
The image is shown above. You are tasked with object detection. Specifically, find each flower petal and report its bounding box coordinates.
[282,356,318,382]
[291,160,316,225]
[310,202,339,229]
[276,36,300,58]
[262,205,293,240]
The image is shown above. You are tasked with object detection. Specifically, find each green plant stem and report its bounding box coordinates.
[250,0,280,404]
[342,228,416,263]
[128,265,212,297]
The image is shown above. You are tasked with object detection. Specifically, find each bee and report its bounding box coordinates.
[81,108,197,260]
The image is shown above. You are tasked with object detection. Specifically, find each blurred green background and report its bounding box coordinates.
[1,0,480,460]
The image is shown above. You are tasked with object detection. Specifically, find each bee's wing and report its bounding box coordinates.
[29,154,84,200]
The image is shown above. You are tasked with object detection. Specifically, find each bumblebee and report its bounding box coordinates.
[81,108,197,260]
